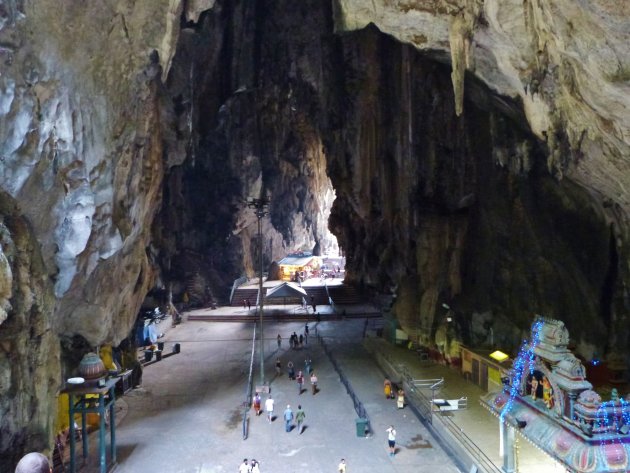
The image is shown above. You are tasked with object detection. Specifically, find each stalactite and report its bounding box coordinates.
[188,63,195,167]
[449,14,469,117]
[448,0,482,117]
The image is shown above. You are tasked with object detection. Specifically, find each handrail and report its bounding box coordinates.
[369,346,501,473]
[439,414,502,473]
[324,281,337,314]
[230,276,248,305]
[242,324,257,440]
[318,334,372,435]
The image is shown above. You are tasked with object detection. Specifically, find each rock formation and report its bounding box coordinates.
[0,0,629,466]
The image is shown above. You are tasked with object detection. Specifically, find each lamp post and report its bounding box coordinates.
[248,197,269,386]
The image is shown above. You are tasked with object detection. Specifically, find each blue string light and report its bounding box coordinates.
[597,396,629,458]
[621,398,630,429]
[499,319,544,422]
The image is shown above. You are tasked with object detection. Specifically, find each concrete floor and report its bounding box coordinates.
[72,307,565,473]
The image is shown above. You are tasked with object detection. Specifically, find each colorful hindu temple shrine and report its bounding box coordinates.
[482,317,630,473]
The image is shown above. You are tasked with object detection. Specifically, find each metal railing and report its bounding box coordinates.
[318,334,372,435]
[438,413,502,473]
[242,324,257,440]
[230,276,248,305]
[370,347,501,473]
[324,281,337,314]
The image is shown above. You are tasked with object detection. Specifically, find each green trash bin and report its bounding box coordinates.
[355,418,368,437]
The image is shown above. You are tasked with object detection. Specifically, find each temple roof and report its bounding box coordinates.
[481,391,630,473]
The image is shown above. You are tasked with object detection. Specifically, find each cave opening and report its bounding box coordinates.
[149,0,623,358]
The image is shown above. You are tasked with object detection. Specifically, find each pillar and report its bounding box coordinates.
[502,422,515,473]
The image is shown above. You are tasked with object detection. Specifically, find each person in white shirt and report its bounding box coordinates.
[238,458,250,473]
[265,395,275,423]
[386,425,397,457]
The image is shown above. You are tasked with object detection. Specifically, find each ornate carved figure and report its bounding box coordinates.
[531,377,539,400]
[542,376,554,409]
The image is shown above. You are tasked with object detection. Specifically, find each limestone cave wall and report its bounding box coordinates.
[155,1,338,297]
[0,0,170,466]
[325,25,625,356]
[157,0,629,357]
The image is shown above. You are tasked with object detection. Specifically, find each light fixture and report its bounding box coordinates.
[490,350,509,362]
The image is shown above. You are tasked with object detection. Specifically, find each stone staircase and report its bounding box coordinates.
[230,288,260,306]
[304,286,329,305]
[328,284,363,305]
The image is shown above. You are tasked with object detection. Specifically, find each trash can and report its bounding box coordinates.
[355,418,368,437]
[173,343,181,354]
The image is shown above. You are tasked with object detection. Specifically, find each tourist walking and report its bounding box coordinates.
[295,404,306,434]
[275,358,282,376]
[265,396,274,423]
[277,334,282,349]
[283,404,294,432]
[310,371,318,395]
[296,370,304,394]
[304,358,312,374]
[247,299,251,310]
[305,323,309,336]
[397,389,405,409]
[287,361,295,380]
[250,459,260,473]
[338,458,346,473]
[299,334,304,347]
[253,392,262,416]
[384,378,392,399]
[386,425,397,457]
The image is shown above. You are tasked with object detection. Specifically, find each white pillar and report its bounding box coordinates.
[502,423,516,473]
[499,418,504,457]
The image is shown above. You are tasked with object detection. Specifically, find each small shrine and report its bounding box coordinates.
[481,317,630,473]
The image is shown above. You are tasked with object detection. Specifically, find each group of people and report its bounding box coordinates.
[252,395,308,434]
[284,331,307,349]
[383,378,405,409]
[274,357,315,388]
[277,324,310,350]
[282,404,307,433]
[239,458,261,473]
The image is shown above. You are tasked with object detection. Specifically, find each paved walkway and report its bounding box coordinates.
[360,337,566,473]
[71,307,564,473]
